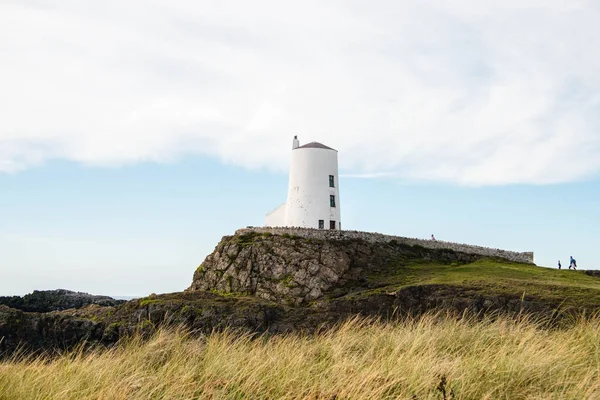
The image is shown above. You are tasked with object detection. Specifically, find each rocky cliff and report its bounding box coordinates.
[188,230,484,304]
[1,229,598,357]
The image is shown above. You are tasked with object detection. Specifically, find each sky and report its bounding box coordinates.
[1,1,599,297]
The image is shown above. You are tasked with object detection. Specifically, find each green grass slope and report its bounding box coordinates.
[365,257,600,309]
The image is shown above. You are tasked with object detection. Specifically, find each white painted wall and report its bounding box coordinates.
[284,145,341,229]
[265,137,341,230]
[265,203,286,227]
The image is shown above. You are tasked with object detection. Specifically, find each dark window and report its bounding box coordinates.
[330,220,336,230]
[329,175,335,188]
[318,220,324,229]
[330,195,336,208]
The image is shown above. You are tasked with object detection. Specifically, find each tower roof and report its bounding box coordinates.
[296,142,337,151]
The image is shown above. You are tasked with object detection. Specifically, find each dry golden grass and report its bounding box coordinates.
[1,313,600,399]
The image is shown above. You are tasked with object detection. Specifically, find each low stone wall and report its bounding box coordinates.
[238,227,535,264]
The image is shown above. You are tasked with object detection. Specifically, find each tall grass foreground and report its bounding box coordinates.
[1,313,600,399]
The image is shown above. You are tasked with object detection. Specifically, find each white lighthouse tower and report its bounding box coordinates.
[265,136,341,230]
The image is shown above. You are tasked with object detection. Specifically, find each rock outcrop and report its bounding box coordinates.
[0,305,107,356]
[188,230,483,304]
[0,292,285,357]
[235,227,535,264]
[0,289,125,313]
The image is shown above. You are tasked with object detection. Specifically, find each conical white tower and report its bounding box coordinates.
[265,136,341,230]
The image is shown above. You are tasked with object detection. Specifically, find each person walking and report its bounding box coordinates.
[569,256,577,270]
[558,260,562,270]
[431,234,436,241]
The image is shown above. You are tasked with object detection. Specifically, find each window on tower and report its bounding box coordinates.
[318,220,324,229]
[330,220,336,230]
[329,175,335,188]
[330,195,336,208]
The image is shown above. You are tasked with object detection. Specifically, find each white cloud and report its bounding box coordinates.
[1,0,599,185]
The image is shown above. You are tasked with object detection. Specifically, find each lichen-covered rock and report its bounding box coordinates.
[188,231,483,304]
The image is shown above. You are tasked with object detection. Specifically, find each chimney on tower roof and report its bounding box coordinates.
[292,135,300,150]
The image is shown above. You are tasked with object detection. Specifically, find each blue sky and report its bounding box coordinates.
[1,1,599,296]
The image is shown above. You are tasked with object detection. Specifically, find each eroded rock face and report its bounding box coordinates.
[0,305,107,357]
[0,292,284,358]
[188,232,482,304]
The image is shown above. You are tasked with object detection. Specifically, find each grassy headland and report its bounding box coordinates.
[361,258,600,309]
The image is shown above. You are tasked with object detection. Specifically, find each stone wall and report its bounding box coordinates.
[239,227,535,264]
